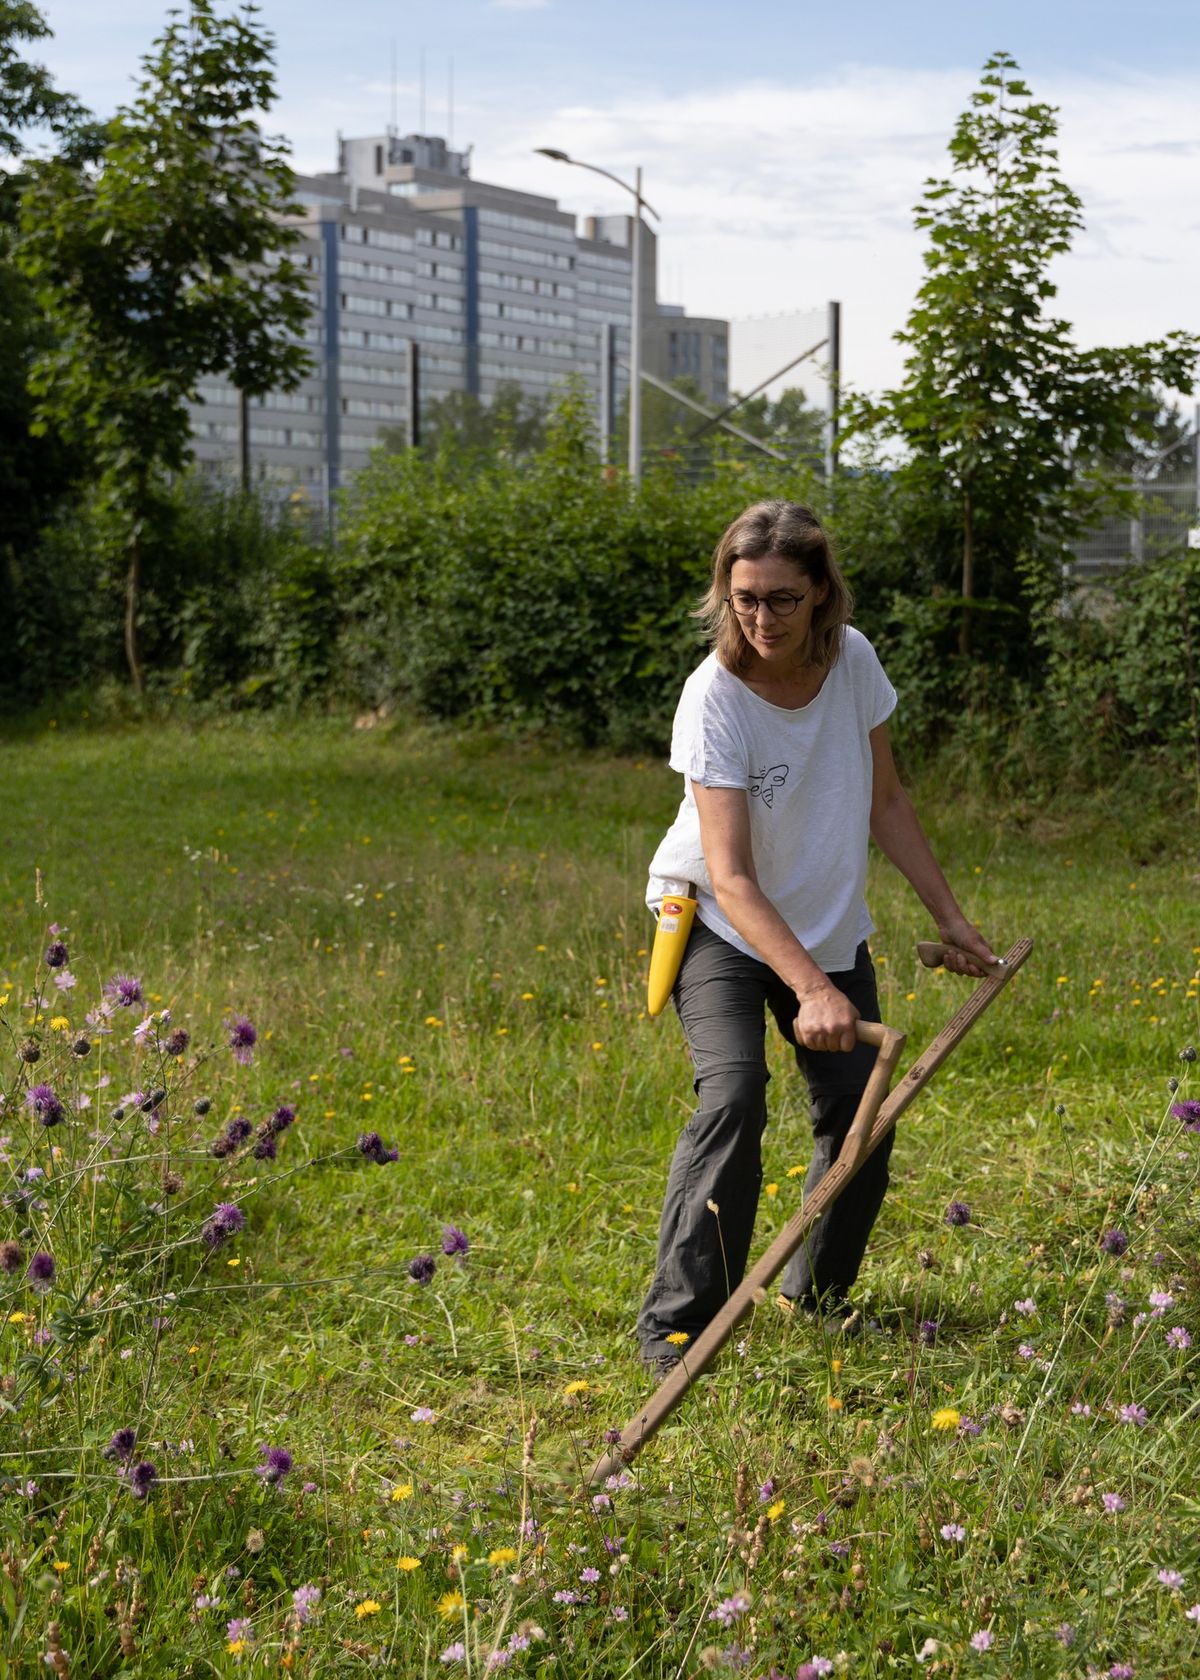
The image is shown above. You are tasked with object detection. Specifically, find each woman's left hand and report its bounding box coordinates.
[934,915,999,978]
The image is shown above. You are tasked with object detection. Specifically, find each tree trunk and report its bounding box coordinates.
[959,486,975,659]
[124,518,144,696]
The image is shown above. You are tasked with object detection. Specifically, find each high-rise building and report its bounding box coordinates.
[189,132,729,503]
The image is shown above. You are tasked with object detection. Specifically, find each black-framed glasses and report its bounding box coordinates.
[724,588,812,620]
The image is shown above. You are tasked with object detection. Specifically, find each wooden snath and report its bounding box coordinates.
[588,937,1033,1485]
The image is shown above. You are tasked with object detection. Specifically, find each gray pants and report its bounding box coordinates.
[637,919,889,1361]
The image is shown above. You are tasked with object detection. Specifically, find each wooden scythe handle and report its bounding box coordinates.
[587,936,1033,1486]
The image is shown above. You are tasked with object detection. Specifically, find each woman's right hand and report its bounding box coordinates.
[793,982,860,1053]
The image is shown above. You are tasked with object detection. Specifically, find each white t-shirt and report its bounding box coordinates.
[646,627,897,973]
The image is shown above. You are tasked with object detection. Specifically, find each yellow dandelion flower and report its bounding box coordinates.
[227,1257,241,1268]
[390,1483,413,1502]
[520,991,535,1001]
[590,1041,604,1051]
[355,1599,382,1618]
[437,1590,466,1617]
[665,1331,690,1346]
[766,1499,786,1520]
[227,1638,247,1655]
[564,1379,589,1396]
[52,1560,70,1573]
[830,1358,842,1374]
[396,1556,422,1572]
[8,1311,28,1324]
[785,1165,804,1179]
[827,1395,843,1411]
[765,1182,778,1198]
[488,1547,518,1566]
[566,1181,580,1193]
[49,1016,70,1032]
[425,1016,443,1027]
[931,1407,961,1431]
[450,1544,469,1562]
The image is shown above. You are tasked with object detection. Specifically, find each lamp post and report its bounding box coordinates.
[535,147,659,483]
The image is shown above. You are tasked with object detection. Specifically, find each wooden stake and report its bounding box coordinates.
[587,937,1033,1484]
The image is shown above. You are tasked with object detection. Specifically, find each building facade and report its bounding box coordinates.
[190,132,729,502]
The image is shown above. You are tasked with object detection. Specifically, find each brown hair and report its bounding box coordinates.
[696,500,853,675]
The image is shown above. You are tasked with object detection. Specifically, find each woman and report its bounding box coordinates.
[638,500,995,1368]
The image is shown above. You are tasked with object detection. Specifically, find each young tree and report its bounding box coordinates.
[16,0,311,691]
[846,51,1198,659]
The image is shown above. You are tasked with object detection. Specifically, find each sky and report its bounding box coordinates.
[26,0,1200,403]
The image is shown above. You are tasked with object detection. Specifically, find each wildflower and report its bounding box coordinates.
[268,1104,296,1135]
[390,1483,413,1502]
[1167,1326,1192,1350]
[354,1600,381,1618]
[356,1130,398,1165]
[441,1644,467,1663]
[1071,1402,1092,1416]
[1018,1342,1036,1359]
[919,1319,938,1345]
[411,1406,435,1423]
[766,1499,786,1521]
[827,1395,843,1411]
[397,1556,422,1571]
[1055,1623,1076,1646]
[552,1589,579,1604]
[227,1618,254,1644]
[44,940,69,969]
[1107,1293,1128,1328]
[24,1084,64,1127]
[1109,1666,1134,1679]
[126,1461,157,1499]
[257,1446,293,1487]
[958,1416,982,1437]
[488,1548,517,1566]
[103,974,143,1008]
[970,1629,993,1652]
[54,971,77,992]
[580,1566,600,1583]
[564,1380,589,1396]
[408,1255,437,1286]
[201,1202,245,1248]
[164,1028,190,1057]
[439,1223,470,1258]
[103,1428,137,1462]
[1118,1403,1148,1426]
[1013,1297,1036,1316]
[940,1523,966,1541]
[1102,1492,1126,1513]
[1,1241,25,1274]
[1158,1568,1185,1590]
[665,1331,690,1347]
[931,1407,961,1431]
[709,1591,751,1627]
[945,1200,971,1226]
[292,1585,321,1625]
[798,1664,834,1680]
[1187,1605,1200,1622]
[1148,1291,1175,1313]
[437,1590,465,1617]
[1172,1099,1200,1132]
[1100,1228,1128,1256]
[26,1252,55,1293]
[252,1126,278,1161]
[226,1117,254,1145]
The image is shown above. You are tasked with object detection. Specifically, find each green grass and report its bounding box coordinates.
[1,712,1198,1677]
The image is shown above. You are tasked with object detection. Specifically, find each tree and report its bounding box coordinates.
[845,51,1199,660]
[393,380,550,466]
[16,0,311,692]
[731,386,825,469]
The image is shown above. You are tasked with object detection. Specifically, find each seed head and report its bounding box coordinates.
[44,940,69,969]
[71,1035,92,1058]
[18,1039,41,1065]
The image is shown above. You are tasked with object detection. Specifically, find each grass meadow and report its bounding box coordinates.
[1,711,1198,1679]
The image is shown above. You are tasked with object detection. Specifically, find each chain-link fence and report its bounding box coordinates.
[1070,457,1199,580]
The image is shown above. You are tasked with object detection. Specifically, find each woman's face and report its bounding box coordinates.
[728,553,827,666]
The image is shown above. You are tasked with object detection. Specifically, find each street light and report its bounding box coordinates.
[535,146,660,483]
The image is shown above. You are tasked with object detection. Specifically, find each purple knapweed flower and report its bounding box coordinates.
[164,1028,190,1057]
[1118,1403,1148,1426]
[226,1117,253,1145]
[945,1200,971,1226]
[408,1255,437,1286]
[356,1131,398,1165]
[1100,1228,1128,1256]
[919,1319,938,1346]
[25,1085,65,1127]
[958,1415,982,1437]
[758,1478,776,1502]
[201,1202,245,1249]
[104,974,143,1009]
[1173,1099,1200,1132]
[103,1428,138,1462]
[252,1127,278,1161]
[441,1224,469,1257]
[257,1446,293,1487]
[44,940,69,969]
[292,1584,321,1625]
[26,1252,55,1293]
[1167,1326,1192,1350]
[268,1105,296,1135]
[226,1015,257,1065]
[127,1461,157,1498]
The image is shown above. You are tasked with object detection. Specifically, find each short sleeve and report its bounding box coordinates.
[851,631,897,730]
[667,675,748,789]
